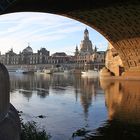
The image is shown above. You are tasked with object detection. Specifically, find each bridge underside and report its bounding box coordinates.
[1,0,140,76]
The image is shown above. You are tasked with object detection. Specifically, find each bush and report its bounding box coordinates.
[21,121,51,140]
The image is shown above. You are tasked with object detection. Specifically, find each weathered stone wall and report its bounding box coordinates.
[113,37,140,76]
[0,63,20,140]
[0,104,21,140]
[105,43,123,76]
[0,63,10,120]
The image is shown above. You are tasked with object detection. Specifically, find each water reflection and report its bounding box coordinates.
[74,77,98,118]
[10,73,104,139]
[92,79,140,140]
[10,73,99,117]
[100,79,140,124]
[10,74,51,100]
[9,73,140,139]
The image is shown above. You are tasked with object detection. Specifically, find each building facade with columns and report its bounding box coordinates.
[0,29,105,70]
[0,45,50,65]
[74,28,105,70]
[0,45,73,66]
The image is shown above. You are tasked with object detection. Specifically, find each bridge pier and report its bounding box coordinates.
[122,71,140,77]
[0,63,20,140]
[0,104,20,140]
[112,37,140,78]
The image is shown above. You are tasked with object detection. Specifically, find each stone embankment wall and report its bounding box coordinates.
[0,63,20,140]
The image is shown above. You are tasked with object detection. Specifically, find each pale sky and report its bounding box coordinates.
[0,12,108,55]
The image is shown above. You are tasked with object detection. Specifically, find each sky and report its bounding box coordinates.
[0,12,108,55]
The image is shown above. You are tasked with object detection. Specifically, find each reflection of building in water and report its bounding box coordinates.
[10,72,102,121]
[80,79,95,117]
[100,79,140,124]
[10,74,51,100]
[74,76,100,117]
[10,73,74,100]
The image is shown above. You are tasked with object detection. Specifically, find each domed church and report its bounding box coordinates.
[74,28,106,70]
[75,28,94,56]
[22,44,33,54]
[0,43,50,65]
[79,28,93,55]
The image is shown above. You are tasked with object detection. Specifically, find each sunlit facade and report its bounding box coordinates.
[0,45,50,65]
[74,28,105,69]
[105,43,124,76]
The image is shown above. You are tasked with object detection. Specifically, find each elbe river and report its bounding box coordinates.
[9,72,140,140]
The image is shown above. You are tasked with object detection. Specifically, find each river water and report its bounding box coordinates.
[9,72,140,140]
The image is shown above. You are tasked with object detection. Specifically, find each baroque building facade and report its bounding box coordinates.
[74,28,105,70]
[0,29,106,69]
[0,45,73,66]
[49,52,71,64]
[0,45,50,65]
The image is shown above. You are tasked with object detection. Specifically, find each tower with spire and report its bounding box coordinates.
[94,45,98,53]
[75,28,94,56]
[74,45,79,56]
[84,28,89,40]
[74,28,105,70]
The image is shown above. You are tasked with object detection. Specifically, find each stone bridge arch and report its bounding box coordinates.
[0,0,140,76]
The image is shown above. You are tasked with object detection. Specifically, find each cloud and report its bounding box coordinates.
[0,12,107,54]
[0,38,26,54]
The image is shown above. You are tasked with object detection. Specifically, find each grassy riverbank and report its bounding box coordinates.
[21,121,51,140]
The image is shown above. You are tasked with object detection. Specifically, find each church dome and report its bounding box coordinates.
[22,46,33,54]
[84,28,88,33]
[79,28,93,55]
